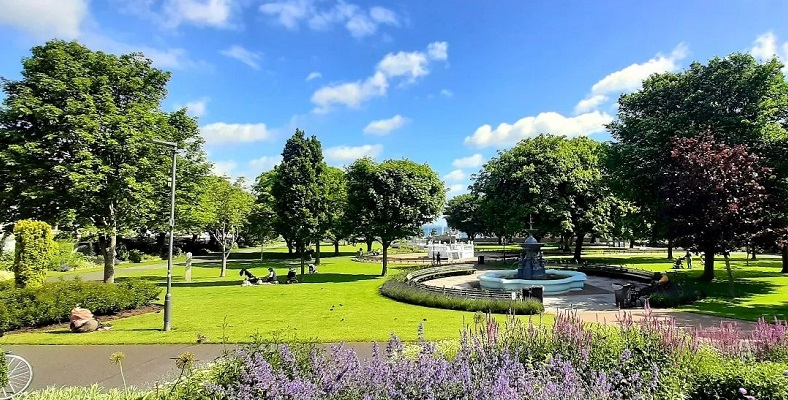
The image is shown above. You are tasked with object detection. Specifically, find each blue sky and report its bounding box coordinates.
[2,0,788,201]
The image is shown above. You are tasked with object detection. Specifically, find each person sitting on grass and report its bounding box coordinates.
[308,263,318,274]
[70,306,110,333]
[265,267,278,284]
[286,268,298,284]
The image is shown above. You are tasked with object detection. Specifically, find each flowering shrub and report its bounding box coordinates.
[200,304,788,400]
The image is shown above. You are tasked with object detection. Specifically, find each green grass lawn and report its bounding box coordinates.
[3,245,785,345]
[4,244,540,345]
[581,252,788,321]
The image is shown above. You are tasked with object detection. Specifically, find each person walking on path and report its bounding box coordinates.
[685,250,693,269]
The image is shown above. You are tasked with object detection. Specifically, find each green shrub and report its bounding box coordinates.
[0,278,160,333]
[13,220,56,288]
[15,384,147,399]
[49,240,96,271]
[128,249,144,263]
[379,280,543,315]
[0,251,12,271]
[0,349,7,388]
[688,358,788,400]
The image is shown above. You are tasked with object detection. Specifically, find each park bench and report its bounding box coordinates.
[405,264,476,283]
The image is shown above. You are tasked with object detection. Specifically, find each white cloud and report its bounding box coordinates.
[443,169,465,182]
[440,89,453,98]
[324,144,383,164]
[573,94,608,114]
[311,42,448,112]
[220,45,262,69]
[247,155,282,174]
[200,123,273,145]
[306,71,322,81]
[377,51,430,82]
[363,115,409,135]
[427,41,448,61]
[575,43,688,114]
[163,0,234,28]
[452,154,484,169]
[464,111,612,148]
[0,0,88,39]
[447,184,467,196]
[120,0,235,29]
[750,32,788,73]
[177,98,209,118]
[212,160,238,177]
[260,0,399,38]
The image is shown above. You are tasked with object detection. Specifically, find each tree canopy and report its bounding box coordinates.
[607,52,788,257]
[444,193,485,240]
[663,135,770,281]
[199,175,255,277]
[271,129,325,273]
[346,158,445,275]
[0,40,207,282]
[472,134,612,260]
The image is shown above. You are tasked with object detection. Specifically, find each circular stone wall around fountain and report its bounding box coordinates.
[478,269,587,295]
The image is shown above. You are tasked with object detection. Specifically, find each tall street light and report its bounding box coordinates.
[151,139,177,331]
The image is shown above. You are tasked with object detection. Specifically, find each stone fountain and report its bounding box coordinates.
[478,231,587,295]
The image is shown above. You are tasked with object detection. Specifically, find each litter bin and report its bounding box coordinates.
[477,255,485,264]
[522,286,544,302]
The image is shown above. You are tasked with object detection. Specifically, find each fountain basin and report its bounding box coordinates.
[478,269,587,295]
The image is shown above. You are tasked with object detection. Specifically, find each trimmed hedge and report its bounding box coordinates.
[13,220,56,288]
[379,280,544,315]
[0,278,161,333]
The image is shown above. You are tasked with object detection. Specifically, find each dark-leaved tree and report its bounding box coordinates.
[663,134,770,282]
[444,193,485,240]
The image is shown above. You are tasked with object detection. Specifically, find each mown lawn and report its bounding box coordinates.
[3,245,785,345]
[4,245,540,345]
[580,252,788,321]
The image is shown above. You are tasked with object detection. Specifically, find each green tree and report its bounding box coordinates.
[444,193,485,240]
[0,40,205,283]
[12,220,55,288]
[249,169,280,260]
[200,176,255,277]
[271,129,325,274]
[318,166,348,257]
[346,158,445,276]
[472,135,611,261]
[608,52,788,262]
[430,227,439,237]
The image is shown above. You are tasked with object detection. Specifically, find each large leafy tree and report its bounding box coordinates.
[200,176,255,277]
[608,53,788,261]
[663,135,770,282]
[444,193,485,240]
[249,169,279,259]
[472,135,612,260]
[318,166,348,257]
[346,158,445,276]
[0,40,205,283]
[271,129,325,274]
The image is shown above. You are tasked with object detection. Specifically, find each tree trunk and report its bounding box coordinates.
[629,239,635,249]
[98,234,116,284]
[498,236,503,245]
[590,233,596,244]
[220,240,228,277]
[723,252,734,297]
[334,240,340,256]
[300,250,305,276]
[781,245,788,274]
[573,232,584,262]
[381,239,390,276]
[286,239,293,255]
[700,246,715,282]
[750,247,757,260]
[366,237,373,252]
[667,239,673,260]
[315,240,321,265]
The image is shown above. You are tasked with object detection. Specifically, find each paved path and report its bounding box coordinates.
[6,343,379,391]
